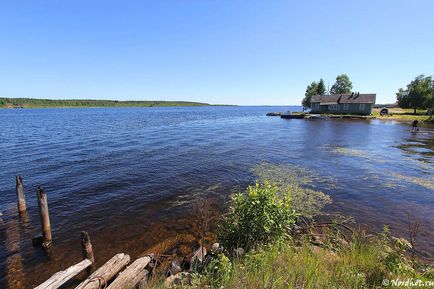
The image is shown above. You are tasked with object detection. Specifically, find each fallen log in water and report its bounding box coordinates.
[75,253,131,289]
[34,259,92,289]
[106,256,151,289]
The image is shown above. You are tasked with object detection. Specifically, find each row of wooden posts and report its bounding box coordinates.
[16,175,53,249]
[13,176,153,289]
[16,176,93,257]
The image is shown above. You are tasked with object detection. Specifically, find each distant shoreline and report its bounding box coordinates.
[0,97,233,108]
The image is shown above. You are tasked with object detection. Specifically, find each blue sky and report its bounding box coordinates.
[0,1,433,105]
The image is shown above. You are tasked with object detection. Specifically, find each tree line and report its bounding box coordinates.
[301,74,433,114]
[0,98,210,108]
[302,74,353,110]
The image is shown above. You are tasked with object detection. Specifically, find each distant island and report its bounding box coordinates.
[0,97,212,108]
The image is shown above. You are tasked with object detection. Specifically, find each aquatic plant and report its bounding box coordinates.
[389,172,434,191]
[322,144,372,160]
[252,163,332,218]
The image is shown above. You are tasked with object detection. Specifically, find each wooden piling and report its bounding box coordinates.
[16,176,27,214]
[36,186,52,248]
[81,231,95,273]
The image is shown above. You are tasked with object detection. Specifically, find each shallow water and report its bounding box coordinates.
[0,106,433,288]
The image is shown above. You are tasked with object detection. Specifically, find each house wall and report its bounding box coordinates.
[311,103,373,115]
[310,102,326,113]
[344,103,373,115]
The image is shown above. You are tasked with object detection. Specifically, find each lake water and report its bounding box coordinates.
[0,106,433,288]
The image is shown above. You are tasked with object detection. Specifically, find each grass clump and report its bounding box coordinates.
[188,229,433,289]
[203,239,382,288]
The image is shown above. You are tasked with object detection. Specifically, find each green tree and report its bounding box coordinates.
[317,78,326,95]
[301,79,327,109]
[396,88,410,109]
[396,75,433,114]
[301,81,318,109]
[330,74,353,94]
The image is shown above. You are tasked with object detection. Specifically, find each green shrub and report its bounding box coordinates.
[219,181,299,252]
[378,226,417,276]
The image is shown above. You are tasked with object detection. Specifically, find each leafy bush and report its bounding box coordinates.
[219,181,299,252]
[379,226,417,275]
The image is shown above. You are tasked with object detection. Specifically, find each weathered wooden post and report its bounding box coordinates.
[16,176,27,214]
[36,186,52,249]
[81,231,95,273]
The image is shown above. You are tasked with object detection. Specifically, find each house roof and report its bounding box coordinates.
[311,95,322,102]
[311,94,376,105]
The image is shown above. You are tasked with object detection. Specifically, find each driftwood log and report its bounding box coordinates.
[106,256,151,289]
[75,253,130,289]
[34,259,92,289]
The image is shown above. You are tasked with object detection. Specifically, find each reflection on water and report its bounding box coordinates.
[0,107,433,287]
[3,207,26,289]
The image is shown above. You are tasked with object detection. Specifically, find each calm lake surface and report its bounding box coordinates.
[1,106,433,288]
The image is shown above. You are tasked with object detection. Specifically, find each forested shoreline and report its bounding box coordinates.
[0,97,211,108]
